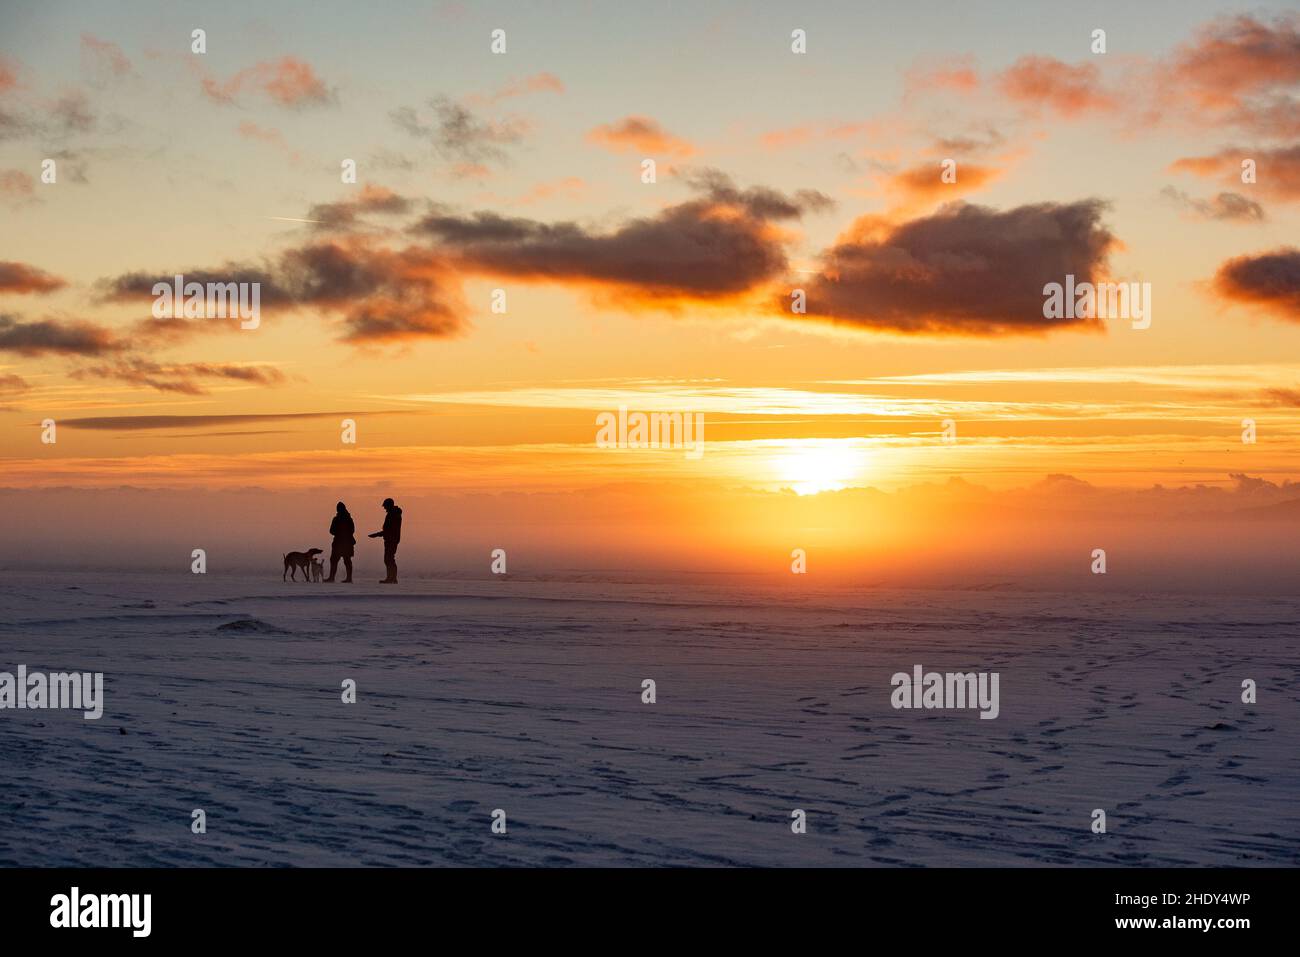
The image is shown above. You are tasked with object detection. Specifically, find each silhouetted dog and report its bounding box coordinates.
[310,557,324,582]
[283,548,323,582]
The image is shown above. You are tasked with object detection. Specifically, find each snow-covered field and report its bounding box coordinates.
[1,571,1296,866]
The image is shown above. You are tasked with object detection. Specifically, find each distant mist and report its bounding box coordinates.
[3,475,1299,594]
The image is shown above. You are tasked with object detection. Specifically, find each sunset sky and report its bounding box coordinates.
[3,0,1300,577]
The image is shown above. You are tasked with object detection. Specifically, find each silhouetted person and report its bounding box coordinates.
[368,497,402,584]
[324,501,355,583]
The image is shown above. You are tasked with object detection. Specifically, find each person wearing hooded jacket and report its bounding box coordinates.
[324,501,356,583]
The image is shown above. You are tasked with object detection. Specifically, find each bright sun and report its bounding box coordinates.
[771,441,868,495]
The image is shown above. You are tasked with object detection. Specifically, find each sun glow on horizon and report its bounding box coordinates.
[769,439,871,495]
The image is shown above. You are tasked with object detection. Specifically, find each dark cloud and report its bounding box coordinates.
[390,96,527,166]
[279,242,465,343]
[422,205,782,297]
[99,238,467,345]
[0,314,122,356]
[70,359,286,395]
[90,173,818,340]
[154,429,295,438]
[306,185,413,231]
[1213,247,1300,320]
[0,94,96,142]
[0,107,36,141]
[127,315,235,346]
[413,173,829,302]
[682,168,834,219]
[0,52,104,147]
[281,241,430,299]
[56,411,360,431]
[796,200,1118,334]
[98,265,293,307]
[97,266,291,342]
[1160,187,1265,222]
[414,209,540,244]
[51,91,96,134]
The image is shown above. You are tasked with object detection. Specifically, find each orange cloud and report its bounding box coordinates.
[469,72,564,105]
[905,56,980,98]
[902,15,1296,143]
[0,170,36,200]
[202,56,334,108]
[1162,14,1300,134]
[587,115,694,157]
[997,56,1117,118]
[1169,145,1300,202]
[236,120,302,163]
[511,177,587,205]
[237,120,284,145]
[451,162,492,180]
[80,33,132,78]
[0,56,19,93]
[1168,155,1222,178]
[0,261,66,294]
[880,160,1004,208]
[759,121,884,151]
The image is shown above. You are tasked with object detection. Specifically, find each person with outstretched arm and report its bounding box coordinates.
[369,497,402,584]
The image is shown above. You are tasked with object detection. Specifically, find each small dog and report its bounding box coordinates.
[310,556,324,582]
[283,548,323,582]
